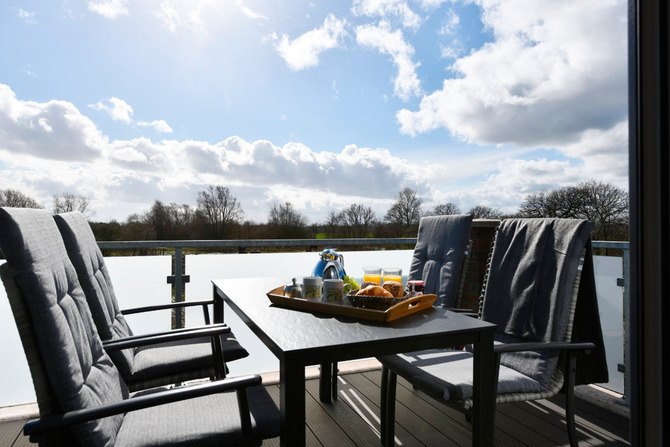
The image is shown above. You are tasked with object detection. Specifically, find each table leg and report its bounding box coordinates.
[472,330,495,446]
[319,363,332,402]
[280,356,306,447]
[212,284,224,324]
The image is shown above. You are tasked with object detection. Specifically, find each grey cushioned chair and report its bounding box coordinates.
[378,218,609,447]
[53,211,248,391]
[0,207,279,446]
[408,214,473,307]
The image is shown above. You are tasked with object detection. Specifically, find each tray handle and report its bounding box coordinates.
[385,294,437,321]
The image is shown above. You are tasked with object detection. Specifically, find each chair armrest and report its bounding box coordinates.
[103,322,229,345]
[493,341,596,354]
[122,299,214,325]
[103,325,231,351]
[121,299,215,315]
[23,374,262,439]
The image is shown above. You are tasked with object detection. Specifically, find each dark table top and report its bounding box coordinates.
[213,277,497,364]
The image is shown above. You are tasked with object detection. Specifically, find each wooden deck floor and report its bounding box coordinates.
[0,370,629,447]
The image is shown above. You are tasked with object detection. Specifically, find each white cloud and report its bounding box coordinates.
[153,1,213,33]
[235,0,267,20]
[16,8,36,23]
[0,84,435,223]
[356,21,422,101]
[138,120,173,133]
[557,120,629,181]
[90,97,134,123]
[437,8,459,35]
[397,0,628,148]
[440,42,463,59]
[352,0,423,30]
[155,1,181,33]
[272,14,347,71]
[87,0,129,19]
[0,84,106,161]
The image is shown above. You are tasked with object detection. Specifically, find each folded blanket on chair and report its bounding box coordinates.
[480,218,608,387]
[481,218,593,343]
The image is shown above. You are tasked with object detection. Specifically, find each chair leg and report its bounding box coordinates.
[565,352,579,447]
[380,366,388,445]
[380,366,397,447]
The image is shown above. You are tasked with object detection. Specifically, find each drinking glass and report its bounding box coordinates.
[362,266,382,285]
[382,267,402,284]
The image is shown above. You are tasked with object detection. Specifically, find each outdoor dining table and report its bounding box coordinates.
[212,276,497,447]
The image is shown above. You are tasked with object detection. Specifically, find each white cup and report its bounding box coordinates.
[323,278,352,302]
[302,276,323,300]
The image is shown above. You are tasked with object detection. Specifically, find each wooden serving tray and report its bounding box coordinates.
[266,286,437,322]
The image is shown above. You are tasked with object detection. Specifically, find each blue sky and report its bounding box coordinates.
[0,0,629,223]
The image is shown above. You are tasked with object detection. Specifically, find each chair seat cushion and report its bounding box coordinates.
[378,349,544,402]
[115,384,280,447]
[127,334,249,385]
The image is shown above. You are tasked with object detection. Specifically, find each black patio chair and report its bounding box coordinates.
[53,211,249,391]
[378,218,609,447]
[0,207,279,446]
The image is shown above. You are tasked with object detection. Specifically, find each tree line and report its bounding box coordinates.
[0,179,629,242]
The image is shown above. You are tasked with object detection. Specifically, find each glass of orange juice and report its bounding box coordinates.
[363,266,382,285]
[382,267,402,284]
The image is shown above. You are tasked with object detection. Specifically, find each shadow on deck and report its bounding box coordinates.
[0,368,629,447]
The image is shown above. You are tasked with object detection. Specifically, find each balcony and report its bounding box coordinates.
[0,222,630,445]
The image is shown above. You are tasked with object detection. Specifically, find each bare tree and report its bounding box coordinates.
[144,200,172,240]
[324,209,345,237]
[0,188,43,208]
[52,192,93,217]
[384,188,423,235]
[143,201,196,240]
[196,185,244,239]
[342,203,376,237]
[468,205,503,219]
[427,202,461,216]
[519,180,629,240]
[268,201,308,238]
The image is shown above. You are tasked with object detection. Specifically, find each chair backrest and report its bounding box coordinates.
[479,218,594,389]
[0,207,128,446]
[54,211,136,377]
[408,214,473,307]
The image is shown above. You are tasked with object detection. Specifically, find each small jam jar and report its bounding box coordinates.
[407,280,425,297]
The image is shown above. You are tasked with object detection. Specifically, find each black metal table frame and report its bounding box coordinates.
[212,278,496,447]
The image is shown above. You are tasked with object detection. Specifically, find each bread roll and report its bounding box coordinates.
[383,281,404,298]
[355,285,393,297]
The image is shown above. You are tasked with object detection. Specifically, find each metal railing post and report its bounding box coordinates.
[621,246,631,406]
[592,241,630,406]
[167,248,190,329]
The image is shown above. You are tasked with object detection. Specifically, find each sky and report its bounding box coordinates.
[0,0,629,224]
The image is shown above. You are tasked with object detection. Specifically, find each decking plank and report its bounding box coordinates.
[352,370,471,446]
[0,419,24,447]
[0,371,630,447]
[330,373,433,446]
[362,370,523,447]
